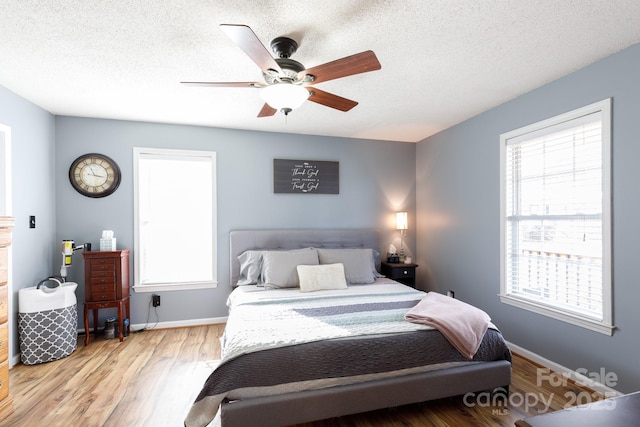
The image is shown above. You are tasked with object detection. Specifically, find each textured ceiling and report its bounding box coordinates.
[2,1,640,143]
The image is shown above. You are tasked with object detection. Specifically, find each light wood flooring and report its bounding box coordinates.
[4,324,603,427]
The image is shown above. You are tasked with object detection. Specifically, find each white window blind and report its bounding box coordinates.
[133,148,217,292]
[500,99,613,335]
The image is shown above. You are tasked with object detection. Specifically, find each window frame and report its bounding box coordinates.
[133,147,218,293]
[499,99,614,335]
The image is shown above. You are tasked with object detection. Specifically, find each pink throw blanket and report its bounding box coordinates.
[404,292,491,359]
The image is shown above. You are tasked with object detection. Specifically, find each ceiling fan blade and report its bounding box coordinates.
[300,50,381,84]
[220,24,282,75]
[258,103,277,117]
[308,88,358,112]
[180,81,262,88]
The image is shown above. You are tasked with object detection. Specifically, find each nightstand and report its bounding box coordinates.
[381,262,418,288]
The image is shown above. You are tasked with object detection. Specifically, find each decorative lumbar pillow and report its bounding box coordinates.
[316,248,376,284]
[297,263,348,292]
[262,249,319,289]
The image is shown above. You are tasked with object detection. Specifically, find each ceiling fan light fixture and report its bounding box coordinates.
[260,83,309,113]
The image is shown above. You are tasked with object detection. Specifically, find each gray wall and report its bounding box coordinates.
[0,93,415,361]
[55,117,417,329]
[416,42,640,393]
[0,86,58,362]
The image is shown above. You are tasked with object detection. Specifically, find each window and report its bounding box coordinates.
[133,148,217,292]
[499,99,613,335]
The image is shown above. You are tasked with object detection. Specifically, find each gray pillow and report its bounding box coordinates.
[237,247,316,286]
[316,248,377,284]
[262,249,319,289]
[237,250,264,285]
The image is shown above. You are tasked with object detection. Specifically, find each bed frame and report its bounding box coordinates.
[222,229,511,427]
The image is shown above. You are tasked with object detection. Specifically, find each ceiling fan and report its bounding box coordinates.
[181,24,382,117]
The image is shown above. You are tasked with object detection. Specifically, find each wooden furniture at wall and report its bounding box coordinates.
[515,391,639,426]
[0,216,14,421]
[83,250,130,346]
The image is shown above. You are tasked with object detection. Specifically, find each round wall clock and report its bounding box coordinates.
[69,153,121,198]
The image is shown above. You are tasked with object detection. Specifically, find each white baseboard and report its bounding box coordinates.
[130,316,228,331]
[507,341,622,397]
[77,316,229,333]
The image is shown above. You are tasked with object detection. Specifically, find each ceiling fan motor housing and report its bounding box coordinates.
[270,36,298,58]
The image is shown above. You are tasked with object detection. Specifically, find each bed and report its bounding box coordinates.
[185,229,511,427]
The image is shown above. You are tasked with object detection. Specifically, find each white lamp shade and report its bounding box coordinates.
[396,211,408,230]
[260,83,309,111]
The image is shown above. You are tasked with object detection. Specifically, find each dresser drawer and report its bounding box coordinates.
[387,267,415,280]
[0,324,7,364]
[90,260,116,271]
[91,269,115,279]
[0,286,6,324]
[0,361,8,401]
[0,248,6,284]
[89,276,115,286]
[91,282,116,294]
[90,291,116,302]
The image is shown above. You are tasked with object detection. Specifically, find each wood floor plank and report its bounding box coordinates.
[5,324,605,427]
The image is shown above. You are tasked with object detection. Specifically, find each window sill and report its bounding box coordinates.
[499,294,615,336]
[133,281,218,293]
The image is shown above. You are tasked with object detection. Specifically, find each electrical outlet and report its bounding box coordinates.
[152,294,161,307]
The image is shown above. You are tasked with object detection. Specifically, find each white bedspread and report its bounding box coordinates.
[221,281,433,363]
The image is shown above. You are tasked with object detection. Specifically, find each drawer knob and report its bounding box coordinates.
[403,270,408,275]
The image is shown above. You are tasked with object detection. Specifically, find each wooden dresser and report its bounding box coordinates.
[0,217,14,421]
[82,250,130,345]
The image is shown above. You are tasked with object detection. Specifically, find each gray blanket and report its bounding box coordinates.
[197,328,510,398]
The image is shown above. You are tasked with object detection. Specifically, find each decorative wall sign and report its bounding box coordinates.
[273,159,339,194]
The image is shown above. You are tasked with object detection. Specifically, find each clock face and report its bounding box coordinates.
[69,153,121,198]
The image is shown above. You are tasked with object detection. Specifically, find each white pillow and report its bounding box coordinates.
[297,263,348,292]
[262,249,319,289]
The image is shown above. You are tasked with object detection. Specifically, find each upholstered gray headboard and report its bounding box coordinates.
[229,229,381,287]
